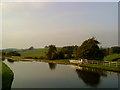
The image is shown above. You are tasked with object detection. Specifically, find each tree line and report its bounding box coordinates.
[46,37,120,60]
[2,37,120,60]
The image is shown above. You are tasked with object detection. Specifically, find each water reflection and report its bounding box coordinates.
[76,67,107,87]
[7,59,14,63]
[3,60,119,88]
[48,63,57,70]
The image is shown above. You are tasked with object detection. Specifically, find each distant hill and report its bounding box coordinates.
[1,48,22,53]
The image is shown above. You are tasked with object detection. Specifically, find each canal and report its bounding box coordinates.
[3,59,119,88]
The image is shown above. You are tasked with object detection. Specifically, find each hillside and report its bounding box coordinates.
[19,48,61,58]
[103,54,120,61]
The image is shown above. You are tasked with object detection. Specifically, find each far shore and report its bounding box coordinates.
[5,57,71,65]
[4,57,120,72]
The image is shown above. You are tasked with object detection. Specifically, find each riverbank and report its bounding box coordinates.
[79,64,120,72]
[5,57,70,65]
[1,62,14,89]
[5,57,120,72]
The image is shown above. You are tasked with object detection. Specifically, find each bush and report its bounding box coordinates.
[6,51,21,57]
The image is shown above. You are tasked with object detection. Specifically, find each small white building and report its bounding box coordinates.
[69,59,88,64]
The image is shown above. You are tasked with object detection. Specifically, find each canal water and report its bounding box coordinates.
[3,60,119,88]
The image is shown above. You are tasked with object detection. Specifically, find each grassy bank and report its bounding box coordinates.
[103,54,120,61]
[1,62,14,89]
[5,56,120,72]
[5,56,71,65]
[79,64,120,72]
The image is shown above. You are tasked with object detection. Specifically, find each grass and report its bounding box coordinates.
[47,59,71,63]
[103,54,120,61]
[19,48,48,58]
[19,48,61,58]
[1,61,14,89]
[79,64,120,72]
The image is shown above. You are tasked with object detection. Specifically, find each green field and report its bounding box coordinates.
[19,48,61,58]
[103,54,120,61]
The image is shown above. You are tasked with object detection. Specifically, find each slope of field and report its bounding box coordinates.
[103,54,120,61]
[19,48,61,58]
[19,48,48,58]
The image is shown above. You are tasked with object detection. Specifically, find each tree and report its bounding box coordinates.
[6,51,21,57]
[46,45,58,60]
[58,51,64,59]
[29,46,34,50]
[44,46,48,48]
[61,45,78,59]
[109,46,120,54]
[75,37,103,60]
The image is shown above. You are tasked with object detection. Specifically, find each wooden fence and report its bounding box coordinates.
[81,60,120,67]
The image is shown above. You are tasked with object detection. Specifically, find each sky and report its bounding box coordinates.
[1,0,119,2]
[1,2,118,49]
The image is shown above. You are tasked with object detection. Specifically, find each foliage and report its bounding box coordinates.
[109,46,120,54]
[74,37,103,60]
[61,45,78,59]
[57,51,64,59]
[6,51,21,57]
[28,46,34,50]
[100,48,110,56]
[46,45,58,60]
[101,47,120,56]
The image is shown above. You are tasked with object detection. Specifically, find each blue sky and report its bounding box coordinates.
[2,2,118,49]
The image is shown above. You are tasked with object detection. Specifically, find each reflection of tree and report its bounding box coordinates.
[48,63,57,70]
[7,59,14,63]
[76,69,101,87]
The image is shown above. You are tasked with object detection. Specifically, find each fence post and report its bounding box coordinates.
[116,62,118,67]
[109,61,111,66]
[104,61,105,65]
[96,61,97,64]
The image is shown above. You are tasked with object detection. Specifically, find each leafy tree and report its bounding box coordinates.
[75,37,103,60]
[44,46,48,48]
[61,45,78,59]
[58,51,64,59]
[46,45,58,60]
[28,46,34,50]
[109,46,120,54]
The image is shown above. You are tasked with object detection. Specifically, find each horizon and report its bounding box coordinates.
[2,2,118,49]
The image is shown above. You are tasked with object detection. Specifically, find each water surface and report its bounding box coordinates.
[4,60,119,88]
